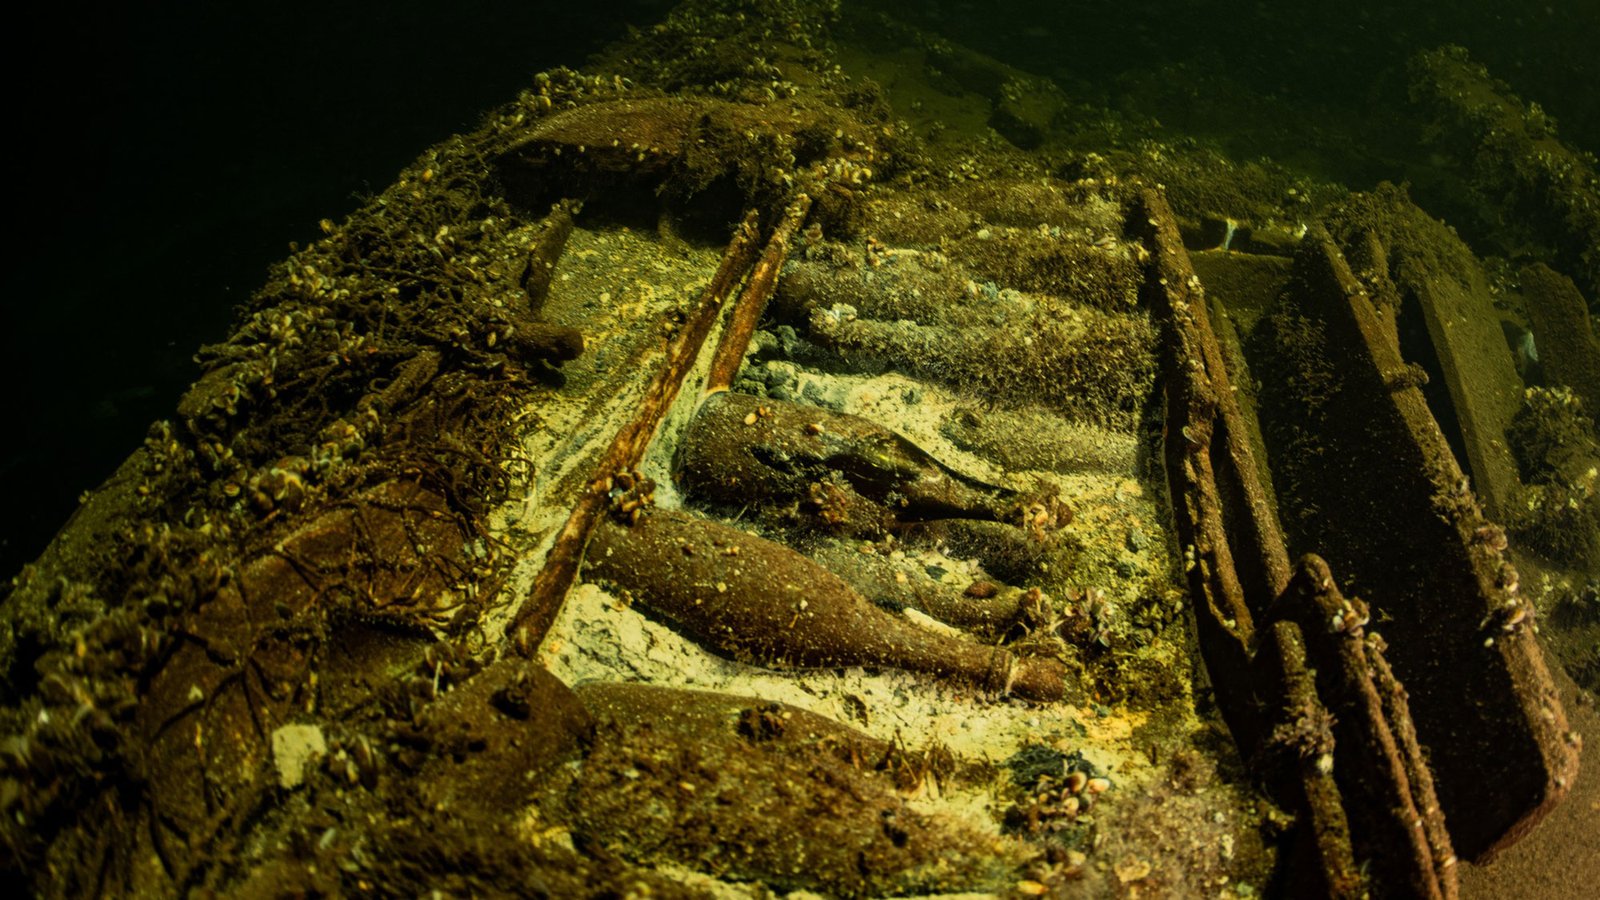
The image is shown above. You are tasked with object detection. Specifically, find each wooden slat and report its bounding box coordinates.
[508,208,767,655]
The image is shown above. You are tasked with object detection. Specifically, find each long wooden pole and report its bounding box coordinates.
[508,203,806,656]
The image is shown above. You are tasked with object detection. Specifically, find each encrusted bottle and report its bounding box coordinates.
[583,507,1068,701]
[675,391,1029,534]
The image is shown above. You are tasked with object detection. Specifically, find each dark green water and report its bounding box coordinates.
[893,1,1599,155]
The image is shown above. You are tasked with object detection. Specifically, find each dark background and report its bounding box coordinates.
[2,1,667,577]
[3,1,1595,579]
[907,1,1600,154]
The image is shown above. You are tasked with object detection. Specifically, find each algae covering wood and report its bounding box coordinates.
[1252,228,1576,860]
[0,13,814,892]
[1520,262,1600,429]
[504,207,766,655]
[0,1,1294,895]
[546,151,1278,895]
[1320,186,1525,524]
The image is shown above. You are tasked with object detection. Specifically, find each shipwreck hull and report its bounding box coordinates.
[2,3,1591,897]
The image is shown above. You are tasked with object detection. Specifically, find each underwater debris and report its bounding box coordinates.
[676,390,1037,536]
[583,506,1071,701]
[11,1,1595,896]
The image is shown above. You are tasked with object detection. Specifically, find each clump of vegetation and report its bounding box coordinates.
[1506,385,1600,570]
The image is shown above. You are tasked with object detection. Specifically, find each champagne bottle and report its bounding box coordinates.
[804,540,1050,638]
[583,507,1068,701]
[676,391,1022,529]
[563,682,1013,896]
[900,518,1069,586]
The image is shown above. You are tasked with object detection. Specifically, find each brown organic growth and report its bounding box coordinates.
[2,2,1593,896]
[584,506,1070,701]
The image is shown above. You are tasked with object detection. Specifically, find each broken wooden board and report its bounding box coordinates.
[1138,187,1458,897]
[1521,262,1600,429]
[1322,187,1526,522]
[1252,228,1577,859]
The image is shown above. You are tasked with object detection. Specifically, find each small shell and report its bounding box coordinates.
[964,580,999,599]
